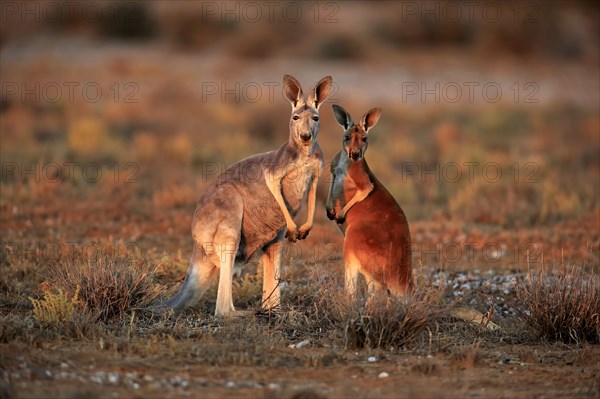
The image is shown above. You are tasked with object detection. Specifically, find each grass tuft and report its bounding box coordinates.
[331,289,445,349]
[29,285,80,326]
[516,265,600,344]
[46,255,162,322]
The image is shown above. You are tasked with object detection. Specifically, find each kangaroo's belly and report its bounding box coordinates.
[346,188,410,237]
[281,162,315,214]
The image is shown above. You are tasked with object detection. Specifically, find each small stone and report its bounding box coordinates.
[132,383,140,390]
[226,381,236,388]
[378,372,389,378]
[108,372,119,384]
[368,356,377,363]
[60,363,69,369]
[290,339,310,349]
[267,383,280,390]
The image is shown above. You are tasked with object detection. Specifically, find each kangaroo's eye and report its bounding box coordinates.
[362,137,368,142]
[292,115,299,121]
[312,116,319,122]
[344,135,350,141]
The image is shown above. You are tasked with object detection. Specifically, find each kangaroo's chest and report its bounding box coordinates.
[333,161,369,200]
[282,156,321,213]
[331,168,355,200]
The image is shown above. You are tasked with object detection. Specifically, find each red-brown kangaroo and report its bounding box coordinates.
[325,104,501,331]
[326,105,413,297]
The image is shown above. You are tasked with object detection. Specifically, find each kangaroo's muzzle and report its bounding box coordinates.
[349,150,361,161]
[300,133,312,143]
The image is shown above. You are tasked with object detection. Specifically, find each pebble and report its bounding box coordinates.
[290,339,311,349]
[368,356,377,363]
[170,376,189,387]
[378,372,389,378]
[107,373,119,384]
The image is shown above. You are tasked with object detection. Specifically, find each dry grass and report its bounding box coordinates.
[516,265,600,344]
[45,255,162,322]
[271,273,447,349]
[330,289,445,349]
[29,285,80,326]
[252,276,445,352]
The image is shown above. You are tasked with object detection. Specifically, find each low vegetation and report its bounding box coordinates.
[516,265,600,344]
[44,255,162,323]
[29,286,80,326]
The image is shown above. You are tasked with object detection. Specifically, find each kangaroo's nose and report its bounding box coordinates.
[300,133,312,142]
[349,151,361,161]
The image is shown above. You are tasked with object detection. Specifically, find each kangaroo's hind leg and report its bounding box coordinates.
[261,238,283,310]
[212,194,244,316]
[363,272,384,297]
[343,249,361,300]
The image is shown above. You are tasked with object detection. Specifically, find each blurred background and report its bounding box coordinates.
[1,1,598,270]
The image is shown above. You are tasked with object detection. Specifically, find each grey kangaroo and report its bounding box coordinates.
[163,75,333,316]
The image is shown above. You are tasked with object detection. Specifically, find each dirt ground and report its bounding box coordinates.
[2,336,599,398]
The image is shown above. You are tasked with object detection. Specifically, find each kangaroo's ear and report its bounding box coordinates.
[283,74,304,108]
[332,104,353,130]
[360,108,382,133]
[308,76,333,109]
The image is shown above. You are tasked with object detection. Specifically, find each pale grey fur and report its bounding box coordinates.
[161,75,333,316]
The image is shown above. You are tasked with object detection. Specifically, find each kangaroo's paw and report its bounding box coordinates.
[326,208,337,220]
[285,226,298,242]
[297,224,311,240]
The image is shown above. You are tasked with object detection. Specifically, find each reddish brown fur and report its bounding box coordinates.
[343,158,413,295]
[327,106,413,296]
